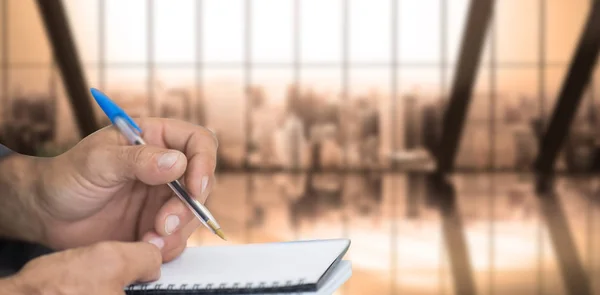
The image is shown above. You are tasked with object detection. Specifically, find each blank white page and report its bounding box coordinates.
[141,239,350,290]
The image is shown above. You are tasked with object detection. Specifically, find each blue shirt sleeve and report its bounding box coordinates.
[0,144,12,158]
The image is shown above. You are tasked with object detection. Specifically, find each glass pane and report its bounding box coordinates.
[7,0,52,64]
[546,0,590,63]
[81,66,107,128]
[300,0,341,63]
[105,0,147,63]
[348,69,388,168]
[451,174,493,294]
[446,0,470,64]
[191,174,249,245]
[301,68,342,169]
[204,68,246,169]
[251,0,293,63]
[64,0,99,64]
[202,0,244,64]
[544,66,566,121]
[291,173,347,240]
[3,67,52,154]
[154,68,196,122]
[555,177,594,280]
[345,173,390,294]
[496,68,540,124]
[394,174,445,294]
[0,1,4,65]
[8,67,52,96]
[496,0,539,63]
[399,0,441,64]
[53,66,84,154]
[244,173,309,243]
[456,121,490,170]
[247,69,293,168]
[154,0,195,64]
[491,174,563,294]
[495,68,538,170]
[350,0,391,63]
[398,68,441,157]
[104,68,149,117]
[457,68,490,170]
[467,68,491,122]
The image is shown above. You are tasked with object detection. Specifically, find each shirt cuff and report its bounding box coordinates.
[0,144,13,159]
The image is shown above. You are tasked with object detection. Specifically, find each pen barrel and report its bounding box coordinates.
[167,180,216,230]
[114,117,145,145]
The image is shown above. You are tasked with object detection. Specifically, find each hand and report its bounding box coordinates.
[34,118,218,261]
[1,241,162,295]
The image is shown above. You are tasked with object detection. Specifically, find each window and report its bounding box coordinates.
[153,0,195,64]
[3,0,594,169]
[105,0,147,63]
[8,0,52,64]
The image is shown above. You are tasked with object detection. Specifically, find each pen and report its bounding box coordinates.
[90,88,226,241]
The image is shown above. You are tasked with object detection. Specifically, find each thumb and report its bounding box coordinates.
[93,145,187,186]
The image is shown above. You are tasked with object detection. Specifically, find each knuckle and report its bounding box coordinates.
[92,242,127,272]
[196,127,219,149]
[201,156,217,171]
[142,243,162,267]
[150,246,162,266]
[131,146,151,166]
[204,127,219,148]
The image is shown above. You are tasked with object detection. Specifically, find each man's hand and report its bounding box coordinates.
[0,118,217,262]
[0,241,162,295]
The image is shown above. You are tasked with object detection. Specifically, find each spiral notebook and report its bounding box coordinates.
[125,239,351,294]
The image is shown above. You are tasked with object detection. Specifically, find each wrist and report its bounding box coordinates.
[0,154,49,246]
[0,276,30,295]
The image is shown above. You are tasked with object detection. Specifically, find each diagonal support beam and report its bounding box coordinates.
[534,0,600,174]
[35,0,98,137]
[436,0,494,174]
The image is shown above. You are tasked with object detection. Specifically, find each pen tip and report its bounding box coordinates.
[215,229,227,241]
[207,220,227,240]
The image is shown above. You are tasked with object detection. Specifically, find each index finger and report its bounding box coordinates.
[138,118,218,157]
[137,118,218,234]
[140,118,218,193]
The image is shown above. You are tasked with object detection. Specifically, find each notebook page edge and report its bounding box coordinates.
[313,261,352,295]
[314,239,351,290]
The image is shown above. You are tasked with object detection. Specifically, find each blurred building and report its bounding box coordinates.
[0,91,56,155]
[404,94,420,150]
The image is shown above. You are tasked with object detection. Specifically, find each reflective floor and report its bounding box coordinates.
[190,173,600,295]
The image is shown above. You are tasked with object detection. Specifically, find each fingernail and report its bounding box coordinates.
[148,237,164,249]
[165,215,180,235]
[158,152,179,170]
[201,176,209,195]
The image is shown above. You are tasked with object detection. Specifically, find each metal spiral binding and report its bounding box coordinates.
[127,278,307,293]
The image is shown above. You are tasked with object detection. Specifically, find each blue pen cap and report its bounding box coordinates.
[90,88,142,133]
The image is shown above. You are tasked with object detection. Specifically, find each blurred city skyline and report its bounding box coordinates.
[1,0,599,172]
